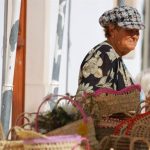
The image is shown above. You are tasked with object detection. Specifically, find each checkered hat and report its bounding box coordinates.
[99,6,145,30]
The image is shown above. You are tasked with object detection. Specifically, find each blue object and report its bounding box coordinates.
[140,89,145,102]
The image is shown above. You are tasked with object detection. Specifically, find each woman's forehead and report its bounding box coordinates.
[117,26,139,32]
[116,26,140,35]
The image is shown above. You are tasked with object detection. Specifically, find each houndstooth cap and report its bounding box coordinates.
[99,6,145,30]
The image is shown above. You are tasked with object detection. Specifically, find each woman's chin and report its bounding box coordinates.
[126,45,135,52]
[121,48,134,56]
[128,43,136,50]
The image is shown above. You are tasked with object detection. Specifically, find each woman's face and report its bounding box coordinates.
[110,26,140,56]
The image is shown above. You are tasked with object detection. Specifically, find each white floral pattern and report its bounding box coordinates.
[82,54,103,78]
[76,83,93,96]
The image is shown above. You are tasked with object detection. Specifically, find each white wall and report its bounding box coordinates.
[25,0,53,112]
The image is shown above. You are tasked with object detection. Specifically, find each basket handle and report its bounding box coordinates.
[35,94,88,132]
[113,135,130,150]
[24,135,90,150]
[135,99,150,114]
[130,137,150,150]
[135,100,146,114]
[90,84,141,96]
[99,135,111,150]
[130,123,150,137]
[15,112,37,126]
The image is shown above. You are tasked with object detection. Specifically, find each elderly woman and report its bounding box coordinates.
[76,6,145,96]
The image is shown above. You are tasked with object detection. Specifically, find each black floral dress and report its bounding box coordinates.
[76,41,134,96]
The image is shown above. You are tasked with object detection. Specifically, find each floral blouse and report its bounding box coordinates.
[76,41,134,96]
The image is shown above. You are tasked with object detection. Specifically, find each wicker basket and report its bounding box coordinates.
[99,135,130,150]
[95,116,123,142]
[130,137,150,150]
[114,111,150,136]
[80,84,141,120]
[0,135,89,150]
[76,85,140,143]
[99,135,150,150]
[127,112,150,140]
[34,94,99,150]
[130,123,150,141]
[46,117,99,149]
[11,126,47,140]
[0,140,24,150]
[23,135,89,150]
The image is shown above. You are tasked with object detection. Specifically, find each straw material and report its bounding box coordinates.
[81,85,141,120]
[99,135,150,150]
[99,117,122,128]
[4,128,89,150]
[130,123,150,142]
[126,112,150,141]
[13,126,47,140]
[130,137,150,150]
[34,94,99,150]
[114,111,150,136]
[77,85,140,143]
[23,135,88,150]
[114,118,133,136]
[24,141,84,150]
[95,90,139,116]
[46,117,99,150]
[0,135,87,150]
[0,140,24,150]
[99,135,130,150]
[96,117,123,142]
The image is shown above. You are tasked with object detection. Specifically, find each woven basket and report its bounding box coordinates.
[127,112,150,140]
[80,84,141,121]
[130,137,150,150]
[77,85,140,143]
[130,123,150,141]
[99,135,130,150]
[96,113,132,142]
[95,116,124,142]
[34,94,99,150]
[0,140,24,150]
[0,135,89,150]
[23,135,89,150]
[11,126,47,140]
[99,135,150,150]
[15,112,37,129]
[114,111,150,136]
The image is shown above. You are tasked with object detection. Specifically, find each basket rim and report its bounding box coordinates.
[83,84,141,97]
